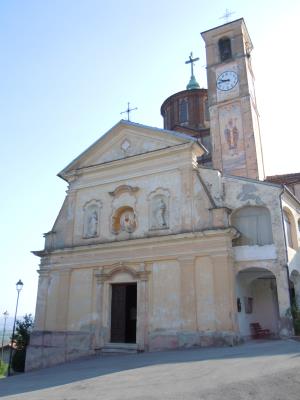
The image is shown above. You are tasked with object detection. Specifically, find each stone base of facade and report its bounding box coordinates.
[25,330,94,371]
[26,329,243,371]
[148,330,242,351]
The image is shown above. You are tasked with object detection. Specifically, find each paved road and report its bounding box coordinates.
[1,340,300,399]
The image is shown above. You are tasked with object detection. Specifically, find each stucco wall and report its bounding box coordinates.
[29,126,296,371]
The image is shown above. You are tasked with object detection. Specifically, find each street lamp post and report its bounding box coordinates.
[7,280,23,377]
[1,311,9,363]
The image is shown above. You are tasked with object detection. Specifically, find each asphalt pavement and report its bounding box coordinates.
[0,339,300,399]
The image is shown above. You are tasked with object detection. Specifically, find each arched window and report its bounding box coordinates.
[232,206,273,246]
[283,210,294,248]
[218,37,232,62]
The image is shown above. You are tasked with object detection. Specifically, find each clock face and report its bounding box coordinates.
[216,71,238,91]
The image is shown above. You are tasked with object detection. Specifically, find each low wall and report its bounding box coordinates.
[25,330,94,371]
[26,329,242,370]
[148,330,241,351]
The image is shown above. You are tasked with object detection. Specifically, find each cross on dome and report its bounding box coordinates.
[185,52,200,90]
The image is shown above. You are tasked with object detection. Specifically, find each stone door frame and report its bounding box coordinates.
[94,262,150,351]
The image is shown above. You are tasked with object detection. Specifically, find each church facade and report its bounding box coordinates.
[26,18,300,370]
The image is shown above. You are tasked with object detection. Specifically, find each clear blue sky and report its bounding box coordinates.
[1,0,299,321]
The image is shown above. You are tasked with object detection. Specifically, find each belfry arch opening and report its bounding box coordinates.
[236,268,280,338]
[218,37,232,61]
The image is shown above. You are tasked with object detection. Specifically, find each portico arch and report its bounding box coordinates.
[283,207,297,249]
[236,267,280,338]
[290,269,300,308]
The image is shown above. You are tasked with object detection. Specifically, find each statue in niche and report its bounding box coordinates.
[155,198,167,227]
[120,210,136,233]
[86,209,98,237]
[151,195,168,229]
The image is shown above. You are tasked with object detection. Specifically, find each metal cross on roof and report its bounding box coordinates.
[185,52,199,77]
[120,102,138,121]
[219,8,235,23]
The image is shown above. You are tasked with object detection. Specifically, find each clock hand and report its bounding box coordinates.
[219,79,230,82]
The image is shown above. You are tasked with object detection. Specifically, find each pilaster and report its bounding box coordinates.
[136,262,150,350]
[178,256,196,330]
[180,165,194,231]
[56,269,71,330]
[94,267,105,348]
[33,269,50,331]
[212,253,237,331]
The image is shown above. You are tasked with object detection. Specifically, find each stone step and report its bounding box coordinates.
[98,343,138,354]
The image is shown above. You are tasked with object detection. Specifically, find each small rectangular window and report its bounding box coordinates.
[179,100,188,123]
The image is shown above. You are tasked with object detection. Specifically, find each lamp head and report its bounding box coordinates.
[16,279,24,292]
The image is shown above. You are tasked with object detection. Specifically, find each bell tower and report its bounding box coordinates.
[201,18,265,180]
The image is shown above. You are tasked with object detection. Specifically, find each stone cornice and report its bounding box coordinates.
[94,262,150,283]
[109,185,139,197]
[65,144,199,191]
[33,227,239,260]
[72,142,197,179]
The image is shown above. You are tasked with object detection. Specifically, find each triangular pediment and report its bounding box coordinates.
[59,120,205,180]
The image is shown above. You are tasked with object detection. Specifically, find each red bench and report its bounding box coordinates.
[250,323,271,339]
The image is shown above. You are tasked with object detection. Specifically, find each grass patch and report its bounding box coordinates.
[0,361,8,378]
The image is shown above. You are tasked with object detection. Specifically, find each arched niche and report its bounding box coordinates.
[112,206,137,234]
[83,199,102,239]
[147,188,170,231]
[231,206,273,246]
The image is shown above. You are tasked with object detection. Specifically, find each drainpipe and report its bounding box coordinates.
[279,186,293,308]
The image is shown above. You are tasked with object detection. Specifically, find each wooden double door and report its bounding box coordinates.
[110,283,137,343]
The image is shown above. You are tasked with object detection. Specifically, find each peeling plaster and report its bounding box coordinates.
[237,184,263,205]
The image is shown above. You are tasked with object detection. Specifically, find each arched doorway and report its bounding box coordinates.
[236,268,280,338]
